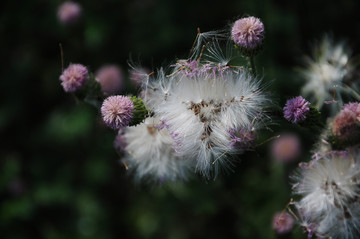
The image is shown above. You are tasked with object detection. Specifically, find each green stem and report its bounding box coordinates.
[249,56,257,77]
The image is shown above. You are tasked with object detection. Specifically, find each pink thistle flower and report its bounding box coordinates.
[283,96,310,123]
[332,108,358,140]
[57,1,82,25]
[231,16,265,49]
[343,102,360,121]
[101,96,134,130]
[272,134,300,163]
[272,212,294,234]
[96,65,124,95]
[59,64,88,92]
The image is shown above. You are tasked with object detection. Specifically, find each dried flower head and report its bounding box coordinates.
[59,64,88,92]
[231,16,265,49]
[145,67,269,178]
[292,151,360,239]
[272,212,294,234]
[272,134,300,163]
[96,65,123,95]
[122,117,193,183]
[57,1,82,25]
[101,95,134,130]
[300,36,351,109]
[283,96,310,123]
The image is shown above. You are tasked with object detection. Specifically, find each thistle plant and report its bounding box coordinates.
[58,12,360,238]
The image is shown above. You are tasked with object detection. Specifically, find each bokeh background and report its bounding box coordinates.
[1,0,360,238]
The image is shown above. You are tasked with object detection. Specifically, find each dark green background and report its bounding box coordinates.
[1,0,360,238]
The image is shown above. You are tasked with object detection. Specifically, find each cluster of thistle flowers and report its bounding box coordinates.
[117,16,269,182]
[281,37,360,238]
[59,16,270,183]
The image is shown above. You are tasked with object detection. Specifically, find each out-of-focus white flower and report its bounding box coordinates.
[300,36,351,109]
[120,117,193,183]
[292,150,360,239]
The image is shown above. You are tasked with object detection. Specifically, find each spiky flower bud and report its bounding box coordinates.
[101,95,134,130]
[231,16,265,56]
[284,96,310,123]
[60,64,88,92]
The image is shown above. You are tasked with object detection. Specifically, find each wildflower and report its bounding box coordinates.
[283,96,310,123]
[101,95,134,130]
[146,67,270,178]
[291,151,360,239]
[332,102,360,143]
[96,65,123,95]
[57,1,82,25]
[231,16,264,54]
[121,117,193,183]
[272,134,300,163]
[300,36,351,108]
[272,212,294,234]
[343,102,360,120]
[59,64,88,92]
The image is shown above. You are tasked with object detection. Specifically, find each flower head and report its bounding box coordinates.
[283,96,310,123]
[231,16,265,49]
[96,65,123,95]
[59,64,88,92]
[343,102,360,119]
[57,1,82,25]
[272,134,300,163]
[332,102,360,142]
[291,151,360,238]
[272,212,294,234]
[101,95,134,130]
[300,36,351,109]
[145,67,270,178]
[122,117,193,183]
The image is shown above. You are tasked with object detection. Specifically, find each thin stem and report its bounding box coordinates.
[249,56,257,77]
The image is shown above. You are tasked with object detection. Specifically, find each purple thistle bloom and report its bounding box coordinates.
[229,127,256,150]
[172,60,200,77]
[231,16,265,49]
[343,102,360,119]
[283,96,310,123]
[59,64,88,92]
[96,65,124,95]
[101,96,134,130]
[272,212,294,234]
[57,1,82,25]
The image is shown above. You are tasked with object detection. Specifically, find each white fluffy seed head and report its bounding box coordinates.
[121,117,194,183]
[292,151,360,239]
[144,67,270,178]
[300,36,351,109]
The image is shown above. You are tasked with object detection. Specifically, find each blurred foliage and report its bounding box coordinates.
[1,0,360,238]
